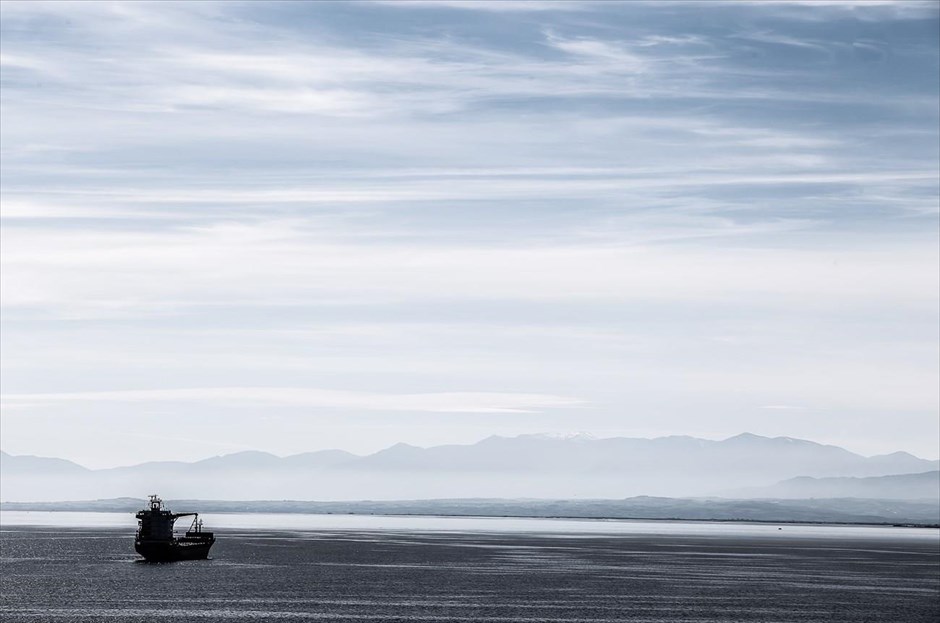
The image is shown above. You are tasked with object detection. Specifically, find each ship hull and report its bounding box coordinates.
[135,539,213,562]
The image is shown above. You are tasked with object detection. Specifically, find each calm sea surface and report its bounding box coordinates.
[1,512,938,622]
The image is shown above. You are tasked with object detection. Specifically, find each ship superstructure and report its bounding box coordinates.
[134,495,214,562]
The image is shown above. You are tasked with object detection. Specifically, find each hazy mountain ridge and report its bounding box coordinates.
[2,433,938,502]
[94,432,934,476]
[0,450,90,475]
[733,470,940,500]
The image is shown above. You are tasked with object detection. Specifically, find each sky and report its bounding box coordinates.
[1,0,938,468]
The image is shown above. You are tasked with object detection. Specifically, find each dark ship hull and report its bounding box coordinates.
[135,495,215,562]
[135,537,214,562]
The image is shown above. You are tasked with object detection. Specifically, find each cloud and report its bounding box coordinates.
[3,216,936,317]
[369,1,591,12]
[1,0,937,462]
[3,2,929,129]
[0,387,584,414]
[544,34,650,72]
[14,169,931,205]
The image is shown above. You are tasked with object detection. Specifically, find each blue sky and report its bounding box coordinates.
[1,0,938,467]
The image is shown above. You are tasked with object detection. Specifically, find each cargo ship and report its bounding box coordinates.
[135,494,215,562]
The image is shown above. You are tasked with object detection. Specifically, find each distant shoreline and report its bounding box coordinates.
[2,497,938,529]
[1,509,937,530]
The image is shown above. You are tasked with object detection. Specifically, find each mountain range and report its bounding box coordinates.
[732,470,940,500]
[2,432,938,502]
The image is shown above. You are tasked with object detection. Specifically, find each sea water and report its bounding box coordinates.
[1,512,937,622]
